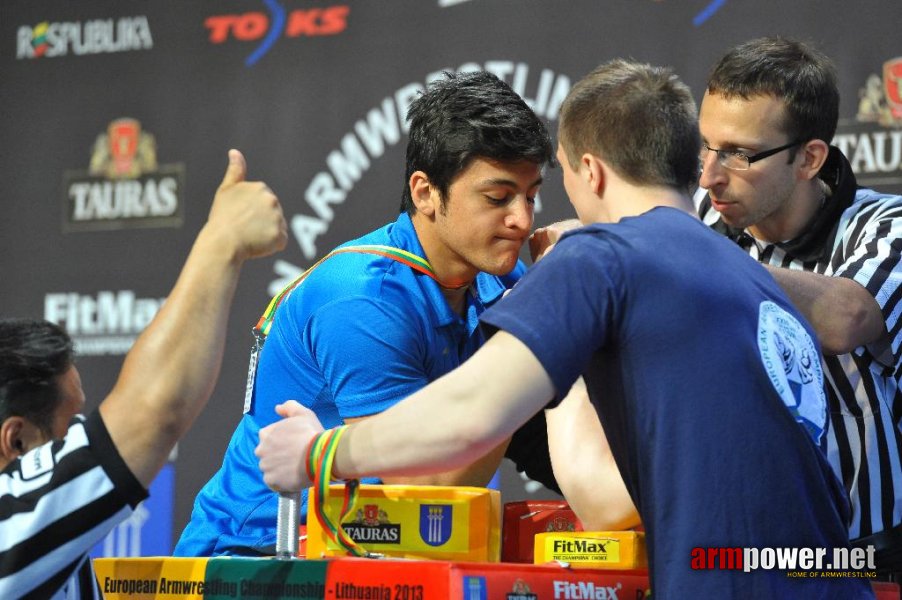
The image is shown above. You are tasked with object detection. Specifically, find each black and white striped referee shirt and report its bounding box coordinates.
[0,412,147,599]
[698,147,902,542]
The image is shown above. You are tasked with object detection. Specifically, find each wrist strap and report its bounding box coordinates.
[306,426,373,557]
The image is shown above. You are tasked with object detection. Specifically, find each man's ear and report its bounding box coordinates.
[0,416,27,462]
[409,171,439,217]
[582,153,606,196]
[797,139,830,181]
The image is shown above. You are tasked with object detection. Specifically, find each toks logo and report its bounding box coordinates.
[62,118,186,232]
[205,1,349,66]
[833,56,902,193]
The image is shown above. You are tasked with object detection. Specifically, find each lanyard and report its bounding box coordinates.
[243,244,444,413]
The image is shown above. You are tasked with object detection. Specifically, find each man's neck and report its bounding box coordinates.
[440,285,470,317]
[599,182,696,223]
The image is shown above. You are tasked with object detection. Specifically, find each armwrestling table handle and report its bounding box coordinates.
[276,492,300,559]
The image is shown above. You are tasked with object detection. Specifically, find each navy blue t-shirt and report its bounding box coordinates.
[481,208,873,598]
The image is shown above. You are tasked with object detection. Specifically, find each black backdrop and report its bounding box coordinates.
[2,0,901,555]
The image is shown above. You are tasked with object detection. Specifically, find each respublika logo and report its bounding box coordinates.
[834,56,902,192]
[17,16,153,59]
[205,1,349,66]
[62,118,185,232]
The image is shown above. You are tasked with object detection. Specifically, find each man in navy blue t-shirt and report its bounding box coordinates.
[256,60,873,598]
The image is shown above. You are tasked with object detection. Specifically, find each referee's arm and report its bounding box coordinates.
[764,265,885,355]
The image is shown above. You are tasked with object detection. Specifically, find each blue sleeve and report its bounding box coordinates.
[480,234,619,400]
[306,295,430,418]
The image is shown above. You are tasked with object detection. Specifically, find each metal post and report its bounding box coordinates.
[275,492,300,559]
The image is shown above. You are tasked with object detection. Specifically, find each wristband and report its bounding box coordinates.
[306,426,370,557]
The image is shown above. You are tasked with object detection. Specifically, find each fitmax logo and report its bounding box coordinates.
[553,581,622,600]
[204,0,349,66]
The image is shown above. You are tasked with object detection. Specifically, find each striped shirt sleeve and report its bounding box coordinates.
[0,411,147,599]
[832,193,902,363]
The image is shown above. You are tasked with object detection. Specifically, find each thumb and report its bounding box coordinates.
[275,400,308,418]
[219,149,247,189]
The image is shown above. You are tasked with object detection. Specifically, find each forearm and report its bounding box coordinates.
[101,229,241,483]
[333,378,507,480]
[765,265,885,354]
[116,228,241,426]
[545,381,639,530]
[380,438,510,487]
[331,332,555,481]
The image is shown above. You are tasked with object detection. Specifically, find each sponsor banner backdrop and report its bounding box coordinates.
[2,0,900,554]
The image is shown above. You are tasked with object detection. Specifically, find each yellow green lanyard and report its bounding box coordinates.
[243,245,445,413]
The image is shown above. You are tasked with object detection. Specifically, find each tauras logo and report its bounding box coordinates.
[45,291,165,356]
[507,578,536,600]
[553,581,621,600]
[269,60,572,296]
[833,57,902,192]
[342,504,401,544]
[342,524,401,543]
[17,16,153,59]
[63,118,185,232]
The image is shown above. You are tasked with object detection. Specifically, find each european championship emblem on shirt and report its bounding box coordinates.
[757,300,827,443]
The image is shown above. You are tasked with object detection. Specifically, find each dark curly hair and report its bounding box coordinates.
[400,71,554,215]
[0,318,74,437]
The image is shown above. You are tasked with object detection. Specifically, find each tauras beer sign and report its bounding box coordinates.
[62,118,185,232]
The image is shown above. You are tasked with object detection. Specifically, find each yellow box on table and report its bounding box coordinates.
[533,530,648,570]
[305,484,501,562]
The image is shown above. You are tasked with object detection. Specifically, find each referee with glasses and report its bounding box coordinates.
[698,36,902,579]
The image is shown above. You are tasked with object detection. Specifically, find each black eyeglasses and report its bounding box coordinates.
[699,140,804,171]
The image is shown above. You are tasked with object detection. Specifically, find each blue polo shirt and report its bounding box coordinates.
[175,212,523,556]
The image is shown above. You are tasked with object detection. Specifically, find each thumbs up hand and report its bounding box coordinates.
[206,149,288,262]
